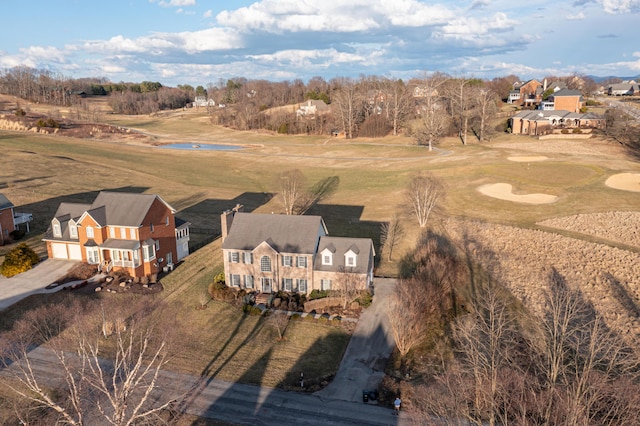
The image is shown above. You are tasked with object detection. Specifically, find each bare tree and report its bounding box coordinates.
[0,301,178,426]
[413,73,450,151]
[383,78,413,136]
[331,78,362,139]
[276,169,306,215]
[334,267,363,310]
[405,173,443,228]
[446,77,479,145]
[388,276,432,357]
[473,88,499,142]
[380,214,404,261]
[266,311,290,341]
[454,282,516,426]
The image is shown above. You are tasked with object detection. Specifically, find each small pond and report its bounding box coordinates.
[157,143,243,151]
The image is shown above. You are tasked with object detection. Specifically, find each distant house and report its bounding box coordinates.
[607,82,639,96]
[0,193,33,245]
[43,192,190,278]
[221,209,374,294]
[192,96,215,108]
[510,110,605,136]
[508,79,542,106]
[296,99,329,117]
[545,89,583,113]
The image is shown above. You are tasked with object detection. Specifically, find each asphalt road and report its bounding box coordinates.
[3,345,408,426]
[0,258,78,310]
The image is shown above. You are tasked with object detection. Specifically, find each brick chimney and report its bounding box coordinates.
[220,204,243,242]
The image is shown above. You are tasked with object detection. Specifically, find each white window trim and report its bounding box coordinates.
[298,279,308,293]
[120,227,127,239]
[283,255,292,267]
[322,254,332,266]
[345,255,356,267]
[109,227,116,238]
[243,252,252,264]
[86,226,94,238]
[283,278,293,291]
[53,223,61,238]
[69,225,78,239]
[230,251,239,263]
[297,256,307,268]
[245,275,254,289]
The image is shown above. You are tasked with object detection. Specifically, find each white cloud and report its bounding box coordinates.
[80,28,242,55]
[203,9,212,18]
[433,12,518,43]
[566,12,586,19]
[151,0,196,7]
[598,0,640,13]
[217,0,455,33]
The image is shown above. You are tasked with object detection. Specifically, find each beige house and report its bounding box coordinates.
[509,110,605,136]
[221,210,375,294]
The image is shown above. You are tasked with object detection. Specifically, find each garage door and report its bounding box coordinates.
[68,245,82,261]
[51,243,69,260]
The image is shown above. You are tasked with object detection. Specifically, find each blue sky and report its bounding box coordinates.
[1,0,638,87]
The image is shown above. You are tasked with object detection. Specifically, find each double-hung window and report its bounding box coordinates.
[321,279,331,291]
[297,279,308,293]
[229,251,239,263]
[230,274,241,287]
[283,278,293,291]
[243,252,253,264]
[283,255,293,267]
[244,275,254,289]
[297,256,307,268]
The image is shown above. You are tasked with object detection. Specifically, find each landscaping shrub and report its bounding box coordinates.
[290,313,302,321]
[308,289,330,300]
[572,128,583,134]
[208,280,235,301]
[36,118,60,128]
[243,305,263,316]
[14,108,26,117]
[0,243,39,277]
[356,291,373,308]
[561,129,569,134]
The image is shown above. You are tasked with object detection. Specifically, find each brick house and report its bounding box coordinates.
[0,194,15,245]
[221,209,375,294]
[43,192,190,278]
[547,89,583,113]
[0,193,33,245]
[509,110,605,136]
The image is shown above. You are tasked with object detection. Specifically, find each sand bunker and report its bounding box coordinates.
[478,183,559,204]
[605,173,640,192]
[507,156,548,162]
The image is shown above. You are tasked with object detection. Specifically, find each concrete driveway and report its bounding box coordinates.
[0,259,78,310]
[315,277,397,403]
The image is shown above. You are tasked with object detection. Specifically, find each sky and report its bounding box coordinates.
[1,0,639,87]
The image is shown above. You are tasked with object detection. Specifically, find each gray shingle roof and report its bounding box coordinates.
[551,89,582,97]
[314,236,374,274]
[0,193,14,210]
[222,212,327,254]
[86,192,170,227]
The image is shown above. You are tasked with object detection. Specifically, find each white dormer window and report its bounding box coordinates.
[120,227,127,239]
[345,249,358,268]
[86,226,94,238]
[130,228,136,239]
[69,225,78,239]
[53,223,61,238]
[321,248,334,266]
[109,227,116,238]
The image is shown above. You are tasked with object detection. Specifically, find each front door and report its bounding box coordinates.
[261,278,272,293]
